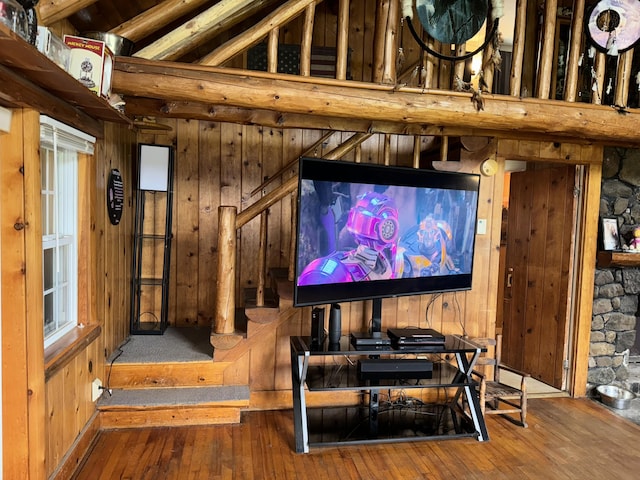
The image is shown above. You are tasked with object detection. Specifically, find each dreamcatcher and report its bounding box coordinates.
[402,0,503,62]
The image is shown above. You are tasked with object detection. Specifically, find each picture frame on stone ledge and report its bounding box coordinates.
[601,216,621,251]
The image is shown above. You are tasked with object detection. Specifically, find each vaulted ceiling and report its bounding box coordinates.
[27,0,640,147]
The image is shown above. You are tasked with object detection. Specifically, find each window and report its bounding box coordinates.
[40,116,95,348]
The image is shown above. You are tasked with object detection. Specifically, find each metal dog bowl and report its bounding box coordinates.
[81,31,134,56]
[596,385,635,410]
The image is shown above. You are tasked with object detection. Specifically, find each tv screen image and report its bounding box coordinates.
[294,158,481,307]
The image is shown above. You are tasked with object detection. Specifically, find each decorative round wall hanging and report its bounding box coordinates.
[404,0,500,62]
[586,0,640,55]
[107,168,124,225]
[417,0,489,44]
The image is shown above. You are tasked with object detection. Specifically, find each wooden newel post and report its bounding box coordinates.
[214,206,237,335]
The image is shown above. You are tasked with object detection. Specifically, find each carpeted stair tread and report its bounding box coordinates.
[98,385,250,408]
[110,327,213,364]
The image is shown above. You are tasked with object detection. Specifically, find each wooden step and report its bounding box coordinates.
[269,267,293,301]
[98,385,250,428]
[107,360,233,389]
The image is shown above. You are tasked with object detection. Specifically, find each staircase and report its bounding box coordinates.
[98,269,297,427]
[97,327,250,428]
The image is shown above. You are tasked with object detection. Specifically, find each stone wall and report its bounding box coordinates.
[591,147,640,386]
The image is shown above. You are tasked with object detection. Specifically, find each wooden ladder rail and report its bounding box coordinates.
[211,132,372,348]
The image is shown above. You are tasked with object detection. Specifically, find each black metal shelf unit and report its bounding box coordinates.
[130,144,175,334]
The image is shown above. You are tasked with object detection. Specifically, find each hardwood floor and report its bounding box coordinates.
[73,398,640,480]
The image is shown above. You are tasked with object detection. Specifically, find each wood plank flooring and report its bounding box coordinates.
[73,398,640,480]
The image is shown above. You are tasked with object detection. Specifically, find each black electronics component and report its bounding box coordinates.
[357,358,433,381]
[311,307,325,345]
[387,328,445,345]
[328,303,341,345]
[350,332,391,349]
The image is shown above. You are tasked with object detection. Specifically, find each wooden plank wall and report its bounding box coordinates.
[45,121,135,478]
[137,118,502,359]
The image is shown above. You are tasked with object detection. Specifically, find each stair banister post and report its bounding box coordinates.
[256,211,267,307]
[214,206,237,335]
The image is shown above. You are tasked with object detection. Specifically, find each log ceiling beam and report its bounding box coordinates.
[36,0,98,27]
[198,0,320,66]
[113,56,640,147]
[124,96,505,139]
[109,0,212,43]
[134,0,279,61]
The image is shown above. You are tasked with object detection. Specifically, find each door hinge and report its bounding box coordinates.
[563,359,570,370]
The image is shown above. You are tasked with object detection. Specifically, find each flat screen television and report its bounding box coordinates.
[293,157,480,330]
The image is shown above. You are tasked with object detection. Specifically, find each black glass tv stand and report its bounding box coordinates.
[290,334,488,453]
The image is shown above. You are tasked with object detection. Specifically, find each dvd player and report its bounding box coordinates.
[387,327,445,345]
[350,332,391,349]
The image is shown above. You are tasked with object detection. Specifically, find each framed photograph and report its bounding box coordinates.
[601,217,620,251]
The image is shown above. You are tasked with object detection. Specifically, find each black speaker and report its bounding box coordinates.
[328,303,341,344]
[311,307,325,345]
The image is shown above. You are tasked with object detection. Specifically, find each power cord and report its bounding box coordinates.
[102,337,131,396]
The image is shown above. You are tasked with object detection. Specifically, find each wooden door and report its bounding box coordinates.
[501,165,576,389]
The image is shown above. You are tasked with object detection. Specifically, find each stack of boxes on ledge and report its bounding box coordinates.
[36,27,126,111]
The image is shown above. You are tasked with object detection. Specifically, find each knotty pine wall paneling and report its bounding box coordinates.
[198,121,221,327]
[174,119,200,327]
[98,122,136,355]
[263,127,285,271]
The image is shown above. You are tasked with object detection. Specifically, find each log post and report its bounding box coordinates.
[300,3,316,76]
[615,49,634,107]
[267,28,279,74]
[592,52,606,105]
[510,0,527,96]
[536,0,558,99]
[564,0,585,102]
[256,210,268,306]
[373,0,391,83]
[382,0,399,84]
[211,206,242,349]
[413,135,421,168]
[336,0,350,80]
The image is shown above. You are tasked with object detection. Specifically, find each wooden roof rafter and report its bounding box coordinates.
[37,0,98,27]
[109,0,213,44]
[198,0,322,66]
[133,0,280,61]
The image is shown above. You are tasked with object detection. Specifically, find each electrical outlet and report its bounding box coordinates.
[91,378,103,402]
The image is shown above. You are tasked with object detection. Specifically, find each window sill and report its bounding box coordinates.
[44,324,101,380]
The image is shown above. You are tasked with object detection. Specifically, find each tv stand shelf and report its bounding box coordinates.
[290,334,489,453]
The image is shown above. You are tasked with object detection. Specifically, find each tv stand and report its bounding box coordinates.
[290,334,488,453]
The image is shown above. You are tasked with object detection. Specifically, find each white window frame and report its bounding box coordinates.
[40,116,95,348]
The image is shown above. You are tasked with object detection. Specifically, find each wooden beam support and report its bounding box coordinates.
[564,0,585,102]
[300,3,316,76]
[336,0,350,81]
[199,0,319,66]
[114,57,640,146]
[510,0,527,96]
[134,0,277,61]
[36,0,98,27]
[536,0,558,99]
[110,0,211,43]
[0,65,103,138]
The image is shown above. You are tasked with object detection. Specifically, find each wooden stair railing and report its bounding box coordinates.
[211,132,373,350]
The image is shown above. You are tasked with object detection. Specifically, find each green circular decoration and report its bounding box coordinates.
[416,0,489,45]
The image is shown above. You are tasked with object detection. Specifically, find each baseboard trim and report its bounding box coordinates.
[49,411,100,480]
